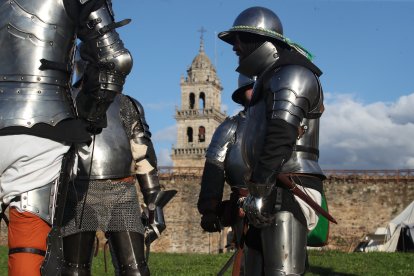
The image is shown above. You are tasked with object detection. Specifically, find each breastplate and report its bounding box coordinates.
[224,113,250,188]
[77,95,133,180]
[0,0,77,128]
[243,99,324,177]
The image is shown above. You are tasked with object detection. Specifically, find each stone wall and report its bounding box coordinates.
[1,174,413,254]
[324,177,414,251]
[150,174,414,253]
[151,174,231,253]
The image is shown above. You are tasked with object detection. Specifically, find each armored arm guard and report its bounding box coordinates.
[76,0,133,129]
[127,97,166,244]
[197,116,238,214]
[270,65,322,128]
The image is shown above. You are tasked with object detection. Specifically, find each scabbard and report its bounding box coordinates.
[277,174,337,224]
[217,250,237,276]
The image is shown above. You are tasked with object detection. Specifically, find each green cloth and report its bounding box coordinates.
[307,192,330,247]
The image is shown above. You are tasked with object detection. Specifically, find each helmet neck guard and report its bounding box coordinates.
[236,41,279,78]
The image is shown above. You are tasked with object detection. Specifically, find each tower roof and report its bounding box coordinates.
[186,31,220,87]
[190,36,215,72]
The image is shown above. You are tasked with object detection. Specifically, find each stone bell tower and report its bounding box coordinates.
[171,30,226,167]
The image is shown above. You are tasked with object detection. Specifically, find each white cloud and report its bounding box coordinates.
[157,148,173,166]
[150,93,414,170]
[152,125,176,143]
[145,101,176,111]
[221,103,229,114]
[152,125,176,166]
[320,92,414,169]
[388,93,414,125]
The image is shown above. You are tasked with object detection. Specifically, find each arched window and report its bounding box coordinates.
[187,127,193,143]
[198,126,205,142]
[199,92,206,109]
[189,93,195,109]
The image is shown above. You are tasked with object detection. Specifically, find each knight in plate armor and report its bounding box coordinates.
[218,6,326,275]
[0,1,132,275]
[197,74,254,274]
[60,50,169,276]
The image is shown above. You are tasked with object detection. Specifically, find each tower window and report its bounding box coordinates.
[198,126,205,142]
[187,127,193,143]
[189,93,195,109]
[199,92,205,109]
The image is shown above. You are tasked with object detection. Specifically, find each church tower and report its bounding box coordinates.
[171,31,226,167]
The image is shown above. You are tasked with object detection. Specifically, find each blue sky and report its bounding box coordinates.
[112,0,414,169]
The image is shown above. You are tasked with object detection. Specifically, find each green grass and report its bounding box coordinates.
[0,247,413,275]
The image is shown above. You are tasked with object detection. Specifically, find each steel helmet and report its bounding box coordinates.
[232,74,255,105]
[218,7,287,47]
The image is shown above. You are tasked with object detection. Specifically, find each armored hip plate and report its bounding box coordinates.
[77,95,133,179]
[0,84,75,128]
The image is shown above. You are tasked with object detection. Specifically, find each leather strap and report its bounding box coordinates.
[0,203,9,226]
[112,175,135,183]
[9,247,46,256]
[293,144,319,156]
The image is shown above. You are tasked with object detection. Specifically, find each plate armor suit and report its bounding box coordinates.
[62,92,166,276]
[0,0,132,275]
[197,75,254,275]
[218,7,325,276]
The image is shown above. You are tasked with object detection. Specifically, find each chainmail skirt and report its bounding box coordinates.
[62,178,145,236]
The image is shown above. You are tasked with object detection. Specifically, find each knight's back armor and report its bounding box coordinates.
[206,111,249,188]
[0,0,77,129]
[77,94,133,180]
[244,64,324,177]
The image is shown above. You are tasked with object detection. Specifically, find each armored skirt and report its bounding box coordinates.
[62,177,145,236]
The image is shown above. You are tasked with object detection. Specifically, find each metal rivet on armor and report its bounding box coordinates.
[49,41,53,46]
[23,196,27,200]
[36,210,39,213]
[29,35,32,38]
[37,90,41,94]
[23,205,26,208]
[16,90,20,94]
[3,76,6,80]
[54,25,57,29]
[37,77,41,81]
[51,120,54,123]
[27,122,31,125]
[7,25,10,29]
